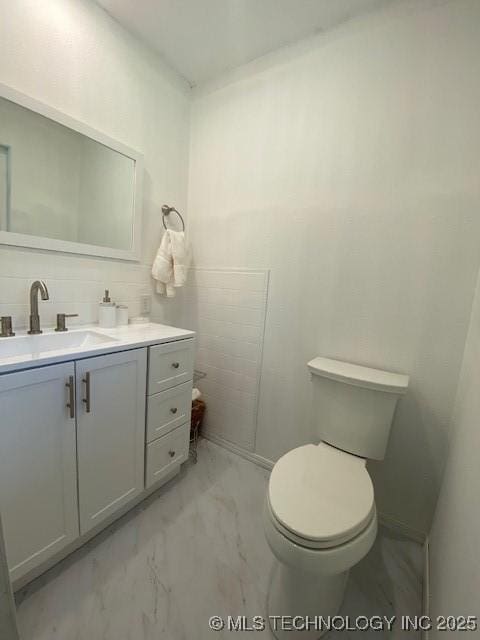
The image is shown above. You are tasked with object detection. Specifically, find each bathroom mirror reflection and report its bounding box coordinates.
[0,86,143,261]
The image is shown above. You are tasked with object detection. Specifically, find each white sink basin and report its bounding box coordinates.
[0,330,118,359]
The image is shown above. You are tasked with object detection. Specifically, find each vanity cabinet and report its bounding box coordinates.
[0,331,194,585]
[0,363,79,582]
[75,349,147,534]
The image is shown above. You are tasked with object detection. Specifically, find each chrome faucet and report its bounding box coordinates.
[28,280,49,334]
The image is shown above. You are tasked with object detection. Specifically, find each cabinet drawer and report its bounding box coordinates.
[148,340,194,394]
[146,382,192,443]
[145,423,189,488]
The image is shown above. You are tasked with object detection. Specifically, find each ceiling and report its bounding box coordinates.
[96,0,393,86]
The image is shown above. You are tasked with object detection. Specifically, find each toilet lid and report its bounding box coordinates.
[268,443,374,544]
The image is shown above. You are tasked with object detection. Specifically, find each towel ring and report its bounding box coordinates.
[162,204,185,231]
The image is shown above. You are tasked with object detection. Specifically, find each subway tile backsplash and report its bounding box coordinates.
[182,268,269,452]
[0,246,151,329]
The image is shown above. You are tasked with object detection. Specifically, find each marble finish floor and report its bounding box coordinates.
[16,439,423,639]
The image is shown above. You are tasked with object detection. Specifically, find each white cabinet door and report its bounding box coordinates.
[76,348,147,534]
[0,363,78,581]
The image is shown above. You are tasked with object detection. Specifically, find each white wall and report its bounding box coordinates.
[0,0,190,328]
[186,0,480,533]
[428,268,480,631]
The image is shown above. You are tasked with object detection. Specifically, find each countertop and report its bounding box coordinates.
[0,322,195,374]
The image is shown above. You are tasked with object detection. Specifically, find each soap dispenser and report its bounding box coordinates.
[99,289,116,328]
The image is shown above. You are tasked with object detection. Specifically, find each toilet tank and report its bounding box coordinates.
[308,357,409,460]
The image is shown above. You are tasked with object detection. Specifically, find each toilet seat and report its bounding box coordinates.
[267,497,376,549]
[268,442,375,549]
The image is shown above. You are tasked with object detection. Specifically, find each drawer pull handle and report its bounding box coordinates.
[168,450,175,458]
[170,407,178,414]
[171,362,180,369]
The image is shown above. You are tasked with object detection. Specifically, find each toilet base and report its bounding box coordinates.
[267,562,348,639]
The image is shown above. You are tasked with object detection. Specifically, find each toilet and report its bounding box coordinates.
[264,356,409,639]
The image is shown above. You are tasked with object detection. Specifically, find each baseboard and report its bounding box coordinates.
[203,433,274,470]
[423,537,430,640]
[378,513,427,544]
[204,434,428,546]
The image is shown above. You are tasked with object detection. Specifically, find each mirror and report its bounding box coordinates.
[0,84,143,261]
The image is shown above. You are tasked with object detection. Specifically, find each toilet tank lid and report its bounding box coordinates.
[308,357,409,394]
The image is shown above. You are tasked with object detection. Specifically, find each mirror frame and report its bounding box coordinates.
[0,83,143,262]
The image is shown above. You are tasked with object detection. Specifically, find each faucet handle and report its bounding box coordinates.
[55,313,79,332]
[0,316,15,337]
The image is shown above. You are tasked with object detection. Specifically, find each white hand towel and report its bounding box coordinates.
[151,229,189,297]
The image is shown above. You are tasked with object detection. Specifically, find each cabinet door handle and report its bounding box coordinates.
[171,362,180,369]
[82,371,91,413]
[168,450,175,458]
[170,407,178,414]
[66,375,75,419]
